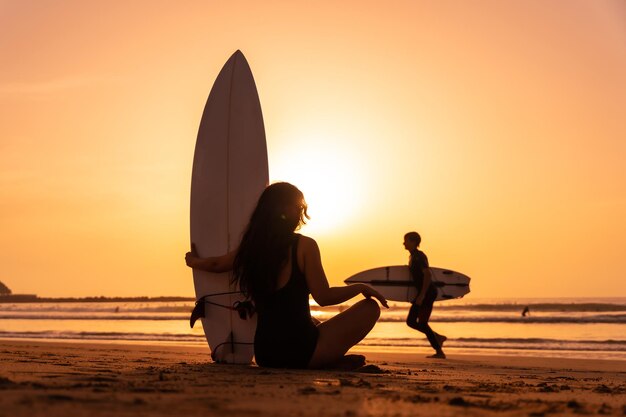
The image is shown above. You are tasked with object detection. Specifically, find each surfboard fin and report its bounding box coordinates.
[190,297,206,328]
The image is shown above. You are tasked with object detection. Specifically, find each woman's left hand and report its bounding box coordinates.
[360,284,389,308]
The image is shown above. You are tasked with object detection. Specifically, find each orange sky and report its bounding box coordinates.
[1,1,624,298]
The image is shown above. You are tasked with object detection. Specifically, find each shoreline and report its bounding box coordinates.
[4,338,625,370]
[1,340,625,416]
[1,337,625,362]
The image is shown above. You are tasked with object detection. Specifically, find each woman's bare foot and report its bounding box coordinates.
[329,354,366,370]
[427,352,446,359]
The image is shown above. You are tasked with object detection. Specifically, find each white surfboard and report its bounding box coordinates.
[190,50,268,364]
[344,266,470,303]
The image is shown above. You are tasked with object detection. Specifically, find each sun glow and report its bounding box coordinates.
[270,140,365,235]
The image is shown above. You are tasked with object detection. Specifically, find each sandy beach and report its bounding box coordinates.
[1,340,624,417]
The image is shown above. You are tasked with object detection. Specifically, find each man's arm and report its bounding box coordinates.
[414,267,432,305]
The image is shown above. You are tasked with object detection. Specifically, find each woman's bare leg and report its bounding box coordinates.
[308,298,380,368]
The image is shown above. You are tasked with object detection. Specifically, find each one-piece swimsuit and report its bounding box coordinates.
[253,234,319,368]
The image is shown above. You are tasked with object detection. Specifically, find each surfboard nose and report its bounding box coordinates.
[231,49,246,61]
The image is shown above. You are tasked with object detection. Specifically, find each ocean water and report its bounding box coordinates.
[0,297,624,360]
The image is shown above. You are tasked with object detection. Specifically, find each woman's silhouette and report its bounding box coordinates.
[186,182,387,369]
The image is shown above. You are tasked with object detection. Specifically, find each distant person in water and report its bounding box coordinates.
[186,182,388,369]
[404,232,446,359]
[522,306,530,317]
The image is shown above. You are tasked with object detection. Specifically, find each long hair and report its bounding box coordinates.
[233,182,309,300]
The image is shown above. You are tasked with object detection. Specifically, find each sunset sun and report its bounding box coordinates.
[271,140,365,235]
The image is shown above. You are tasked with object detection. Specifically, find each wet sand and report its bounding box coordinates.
[0,340,624,416]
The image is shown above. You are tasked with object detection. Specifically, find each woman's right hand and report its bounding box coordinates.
[185,243,199,268]
[185,245,236,273]
[360,284,389,308]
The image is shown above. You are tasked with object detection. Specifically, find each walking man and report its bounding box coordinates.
[404,231,446,358]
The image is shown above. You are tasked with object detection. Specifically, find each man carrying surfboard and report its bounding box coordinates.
[404,232,446,359]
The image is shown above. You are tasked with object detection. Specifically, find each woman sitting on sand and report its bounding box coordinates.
[186,182,387,369]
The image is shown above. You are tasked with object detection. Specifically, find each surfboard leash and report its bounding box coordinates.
[210,331,254,363]
[189,293,256,328]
